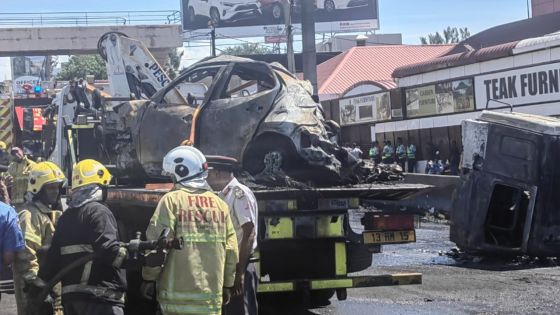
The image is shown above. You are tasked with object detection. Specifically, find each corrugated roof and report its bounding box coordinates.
[393,11,560,78]
[317,45,453,99]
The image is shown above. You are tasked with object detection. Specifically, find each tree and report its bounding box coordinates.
[221,43,273,56]
[57,55,107,80]
[420,27,471,45]
[164,48,184,80]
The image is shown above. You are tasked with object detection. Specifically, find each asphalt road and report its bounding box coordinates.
[3,222,560,315]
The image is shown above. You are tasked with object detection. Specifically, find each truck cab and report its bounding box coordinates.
[451,110,560,256]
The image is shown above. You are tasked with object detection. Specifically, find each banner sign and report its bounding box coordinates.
[475,62,560,109]
[339,91,390,126]
[406,79,474,118]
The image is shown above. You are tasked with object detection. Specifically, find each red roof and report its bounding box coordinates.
[317,45,453,99]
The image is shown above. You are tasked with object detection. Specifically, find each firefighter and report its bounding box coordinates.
[12,162,66,315]
[37,159,127,315]
[0,141,10,166]
[5,147,36,210]
[142,146,238,315]
[396,138,406,170]
[206,156,258,315]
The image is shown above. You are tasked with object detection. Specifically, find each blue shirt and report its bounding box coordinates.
[0,202,24,272]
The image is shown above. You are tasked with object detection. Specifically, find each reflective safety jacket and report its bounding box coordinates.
[369,146,379,159]
[6,157,36,205]
[396,144,406,159]
[143,186,238,315]
[382,145,394,159]
[39,201,127,306]
[13,200,61,281]
[407,145,417,159]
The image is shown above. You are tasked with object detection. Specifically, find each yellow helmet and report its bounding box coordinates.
[72,159,112,190]
[0,141,6,151]
[28,161,67,194]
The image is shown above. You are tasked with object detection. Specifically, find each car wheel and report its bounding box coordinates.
[242,134,300,177]
[210,7,221,26]
[272,3,284,21]
[188,6,196,25]
[324,0,335,12]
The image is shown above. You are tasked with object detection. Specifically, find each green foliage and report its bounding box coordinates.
[221,43,273,56]
[56,55,107,81]
[420,27,471,45]
[164,48,184,80]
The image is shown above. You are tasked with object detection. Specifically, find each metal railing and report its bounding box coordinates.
[0,10,181,27]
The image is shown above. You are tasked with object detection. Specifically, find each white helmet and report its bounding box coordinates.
[162,146,208,183]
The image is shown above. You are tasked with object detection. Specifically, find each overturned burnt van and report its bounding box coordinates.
[451,111,560,256]
[113,55,360,185]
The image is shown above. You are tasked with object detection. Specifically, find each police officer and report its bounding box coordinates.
[406,140,417,173]
[369,141,380,164]
[206,156,258,315]
[38,159,127,315]
[5,147,36,210]
[13,162,66,315]
[143,146,238,315]
[396,138,406,169]
[382,140,394,164]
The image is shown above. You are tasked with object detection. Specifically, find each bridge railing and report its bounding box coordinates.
[0,10,181,27]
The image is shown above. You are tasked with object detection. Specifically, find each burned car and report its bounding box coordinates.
[451,110,560,257]
[113,56,359,186]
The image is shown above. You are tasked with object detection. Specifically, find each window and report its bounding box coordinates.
[222,64,275,99]
[169,67,221,106]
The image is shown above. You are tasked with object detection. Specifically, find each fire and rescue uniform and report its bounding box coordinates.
[220,177,258,315]
[38,160,127,315]
[13,161,66,315]
[13,200,62,315]
[6,156,36,209]
[143,185,239,315]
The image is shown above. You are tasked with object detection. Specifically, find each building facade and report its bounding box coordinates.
[533,0,560,16]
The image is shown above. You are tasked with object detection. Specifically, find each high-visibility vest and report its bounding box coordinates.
[396,144,406,159]
[407,145,416,159]
[369,146,379,158]
[382,145,394,159]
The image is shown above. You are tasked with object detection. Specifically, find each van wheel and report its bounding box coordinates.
[210,7,221,26]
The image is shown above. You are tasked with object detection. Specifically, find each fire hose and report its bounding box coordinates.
[30,228,183,315]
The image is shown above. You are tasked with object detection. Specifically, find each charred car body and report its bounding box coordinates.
[113,55,359,186]
[451,110,560,257]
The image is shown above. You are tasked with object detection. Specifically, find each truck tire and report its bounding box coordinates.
[310,289,335,306]
[347,243,373,273]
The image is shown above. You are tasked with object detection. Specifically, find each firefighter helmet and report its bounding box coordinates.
[162,146,208,183]
[0,141,6,151]
[72,159,112,190]
[28,161,67,194]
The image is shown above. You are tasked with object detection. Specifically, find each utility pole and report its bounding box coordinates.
[285,0,295,74]
[210,24,217,57]
[301,0,318,94]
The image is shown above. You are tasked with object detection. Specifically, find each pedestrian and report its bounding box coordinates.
[369,141,380,164]
[0,198,24,303]
[206,156,258,315]
[350,143,363,159]
[406,140,417,173]
[382,140,394,164]
[4,147,36,210]
[38,159,127,315]
[142,146,238,315]
[12,162,66,315]
[450,140,461,175]
[395,138,406,169]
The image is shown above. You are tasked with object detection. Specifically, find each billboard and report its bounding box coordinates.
[11,56,47,95]
[406,79,475,118]
[339,91,390,126]
[181,0,379,39]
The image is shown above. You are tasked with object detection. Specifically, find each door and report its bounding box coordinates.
[196,62,280,160]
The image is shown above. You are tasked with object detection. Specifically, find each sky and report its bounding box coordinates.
[0,0,531,80]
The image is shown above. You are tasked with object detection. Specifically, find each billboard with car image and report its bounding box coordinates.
[181,0,379,39]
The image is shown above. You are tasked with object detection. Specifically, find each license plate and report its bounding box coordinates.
[363,230,416,244]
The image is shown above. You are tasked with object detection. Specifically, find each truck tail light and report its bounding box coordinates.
[370,215,414,231]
